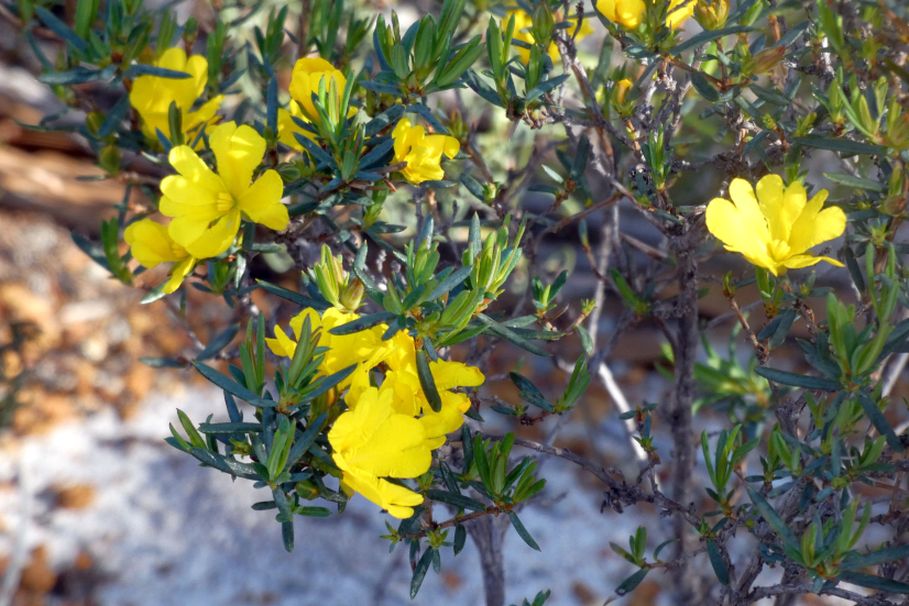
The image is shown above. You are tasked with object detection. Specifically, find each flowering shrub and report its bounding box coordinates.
[13,0,909,604]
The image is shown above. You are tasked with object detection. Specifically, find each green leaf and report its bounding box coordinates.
[690,70,719,102]
[35,6,88,53]
[857,392,903,451]
[615,568,649,596]
[755,367,840,391]
[281,521,294,552]
[508,511,541,551]
[198,422,261,434]
[794,135,887,156]
[706,539,729,585]
[426,266,472,302]
[476,313,549,356]
[840,572,909,594]
[256,279,326,309]
[509,372,553,412]
[328,311,397,335]
[295,506,331,517]
[415,349,443,412]
[123,64,193,79]
[425,489,486,511]
[410,547,434,598]
[823,172,885,192]
[454,524,467,555]
[197,325,240,361]
[843,544,909,570]
[745,485,798,550]
[192,361,273,407]
[74,0,98,42]
[670,25,753,55]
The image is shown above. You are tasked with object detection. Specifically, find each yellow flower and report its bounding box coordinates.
[595,0,694,30]
[288,57,347,122]
[159,121,289,258]
[695,0,729,30]
[665,0,696,30]
[392,118,460,184]
[266,307,391,390]
[128,47,222,144]
[595,0,645,29]
[614,78,633,104]
[705,174,847,276]
[328,384,432,518]
[123,217,196,294]
[503,8,593,64]
[383,332,485,448]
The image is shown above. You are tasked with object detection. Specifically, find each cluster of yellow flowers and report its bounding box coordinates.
[124,121,289,292]
[596,0,697,30]
[124,49,461,292]
[267,307,484,518]
[504,0,697,56]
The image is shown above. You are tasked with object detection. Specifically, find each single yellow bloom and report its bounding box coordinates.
[159,121,289,258]
[288,57,347,122]
[128,47,222,144]
[595,0,645,29]
[665,0,696,30]
[614,78,633,104]
[124,217,196,294]
[595,0,694,30]
[266,307,392,390]
[694,0,729,30]
[706,174,847,276]
[504,8,593,64]
[392,118,460,184]
[383,331,485,448]
[328,384,432,518]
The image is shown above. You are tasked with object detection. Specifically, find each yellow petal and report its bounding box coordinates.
[184,95,223,136]
[179,208,241,258]
[162,256,196,294]
[209,122,266,196]
[666,0,695,29]
[431,360,484,390]
[350,414,432,478]
[788,192,845,255]
[705,196,767,261]
[167,145,223,192]
[289,58,346,120]
[266,325,298,358]
[776,180,808,242]
[339,469,423,519]
[781,254,844,270]
[277,103,314,150]
[238,170,288,230]
[124,218,184,266]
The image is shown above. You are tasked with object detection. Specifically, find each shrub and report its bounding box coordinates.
[11,0,909,603]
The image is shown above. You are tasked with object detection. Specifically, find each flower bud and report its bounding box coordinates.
[695,0,729,30]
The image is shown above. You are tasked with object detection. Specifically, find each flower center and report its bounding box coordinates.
[768,239,791,261]
[169,241,186,259]
[215,191,236,213]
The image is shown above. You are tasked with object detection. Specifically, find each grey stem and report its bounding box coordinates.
[667,236,700,603]
[467,515,509,606]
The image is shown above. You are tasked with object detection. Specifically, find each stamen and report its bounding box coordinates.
[215,191,235,213]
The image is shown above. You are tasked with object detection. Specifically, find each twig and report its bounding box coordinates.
[596,361,649,463]
[881,352,908,398]
[0,457,31,606]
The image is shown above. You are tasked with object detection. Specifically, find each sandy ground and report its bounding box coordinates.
[0,384,654,606]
